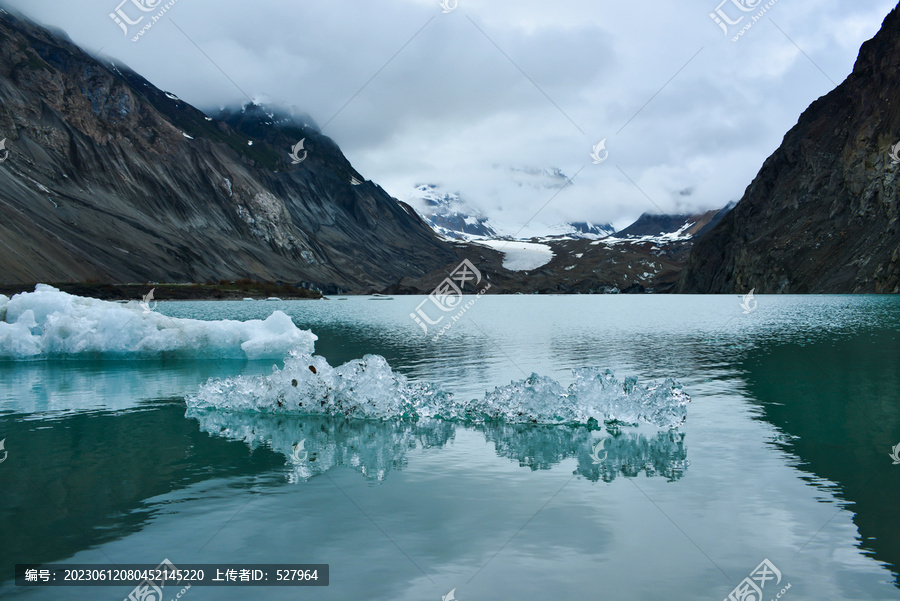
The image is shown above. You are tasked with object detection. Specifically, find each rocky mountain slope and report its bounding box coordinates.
[677,5,900,294]
[614,205,734,240]
[0,8,458,293]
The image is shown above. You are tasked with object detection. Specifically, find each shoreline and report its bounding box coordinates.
[0,282,323,302]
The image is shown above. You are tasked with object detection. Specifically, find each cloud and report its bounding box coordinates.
[3,0,896,232]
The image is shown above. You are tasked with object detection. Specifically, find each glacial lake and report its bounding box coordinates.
[1,294,900,600]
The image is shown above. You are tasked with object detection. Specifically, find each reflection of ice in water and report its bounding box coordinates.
[190,351,690,428]
[0,360,268,415]
[187,410,455,483]
[479,423,688,482]
[186,411,689,484]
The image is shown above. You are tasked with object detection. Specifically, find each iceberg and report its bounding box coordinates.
[188,351,690,428]
[0,285,316,360]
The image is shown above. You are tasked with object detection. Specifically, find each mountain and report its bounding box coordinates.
[389,206,734,295]
[395,179,737,293]
[408,184,614,241]
[564,222,616,238]
[408,184,498,239]
[0,8,457,293]
[612,204,735,241]
[677,5,900,294]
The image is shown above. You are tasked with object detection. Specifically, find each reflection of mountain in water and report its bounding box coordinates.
[741,329,900,587]
[186,410,689,484]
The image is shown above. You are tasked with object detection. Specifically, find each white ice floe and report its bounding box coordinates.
[0,285,315,360]
[188,351,690,428]
[472,240,554,271]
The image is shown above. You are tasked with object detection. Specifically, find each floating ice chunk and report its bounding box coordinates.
[0,285,316,360]
[190,352,450,419]
[0,308,42,356]
[189,352,690,427]
[465,369,689,427]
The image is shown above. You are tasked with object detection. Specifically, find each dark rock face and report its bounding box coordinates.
[678,5,900,294]
[0,9,456,292]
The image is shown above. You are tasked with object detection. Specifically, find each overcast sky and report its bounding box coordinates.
[4,0,896,231]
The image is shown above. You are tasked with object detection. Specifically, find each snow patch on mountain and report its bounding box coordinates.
[472,240,554,271]
[598,221,697,246]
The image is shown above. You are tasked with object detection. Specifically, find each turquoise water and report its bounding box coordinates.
[2,295,900,599]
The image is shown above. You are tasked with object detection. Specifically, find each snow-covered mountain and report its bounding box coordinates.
[407,185,498,239]
[605,203,736,245]
[543,221,615,239]
[407,184,614,241]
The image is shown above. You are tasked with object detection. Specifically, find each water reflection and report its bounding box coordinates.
[479,423,688,482]
[0,401,287,584]
[740,328,900,586]
[186,409,689,484]
[0,359,276,415]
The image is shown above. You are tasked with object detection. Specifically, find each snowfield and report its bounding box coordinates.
[473,240,554,271]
